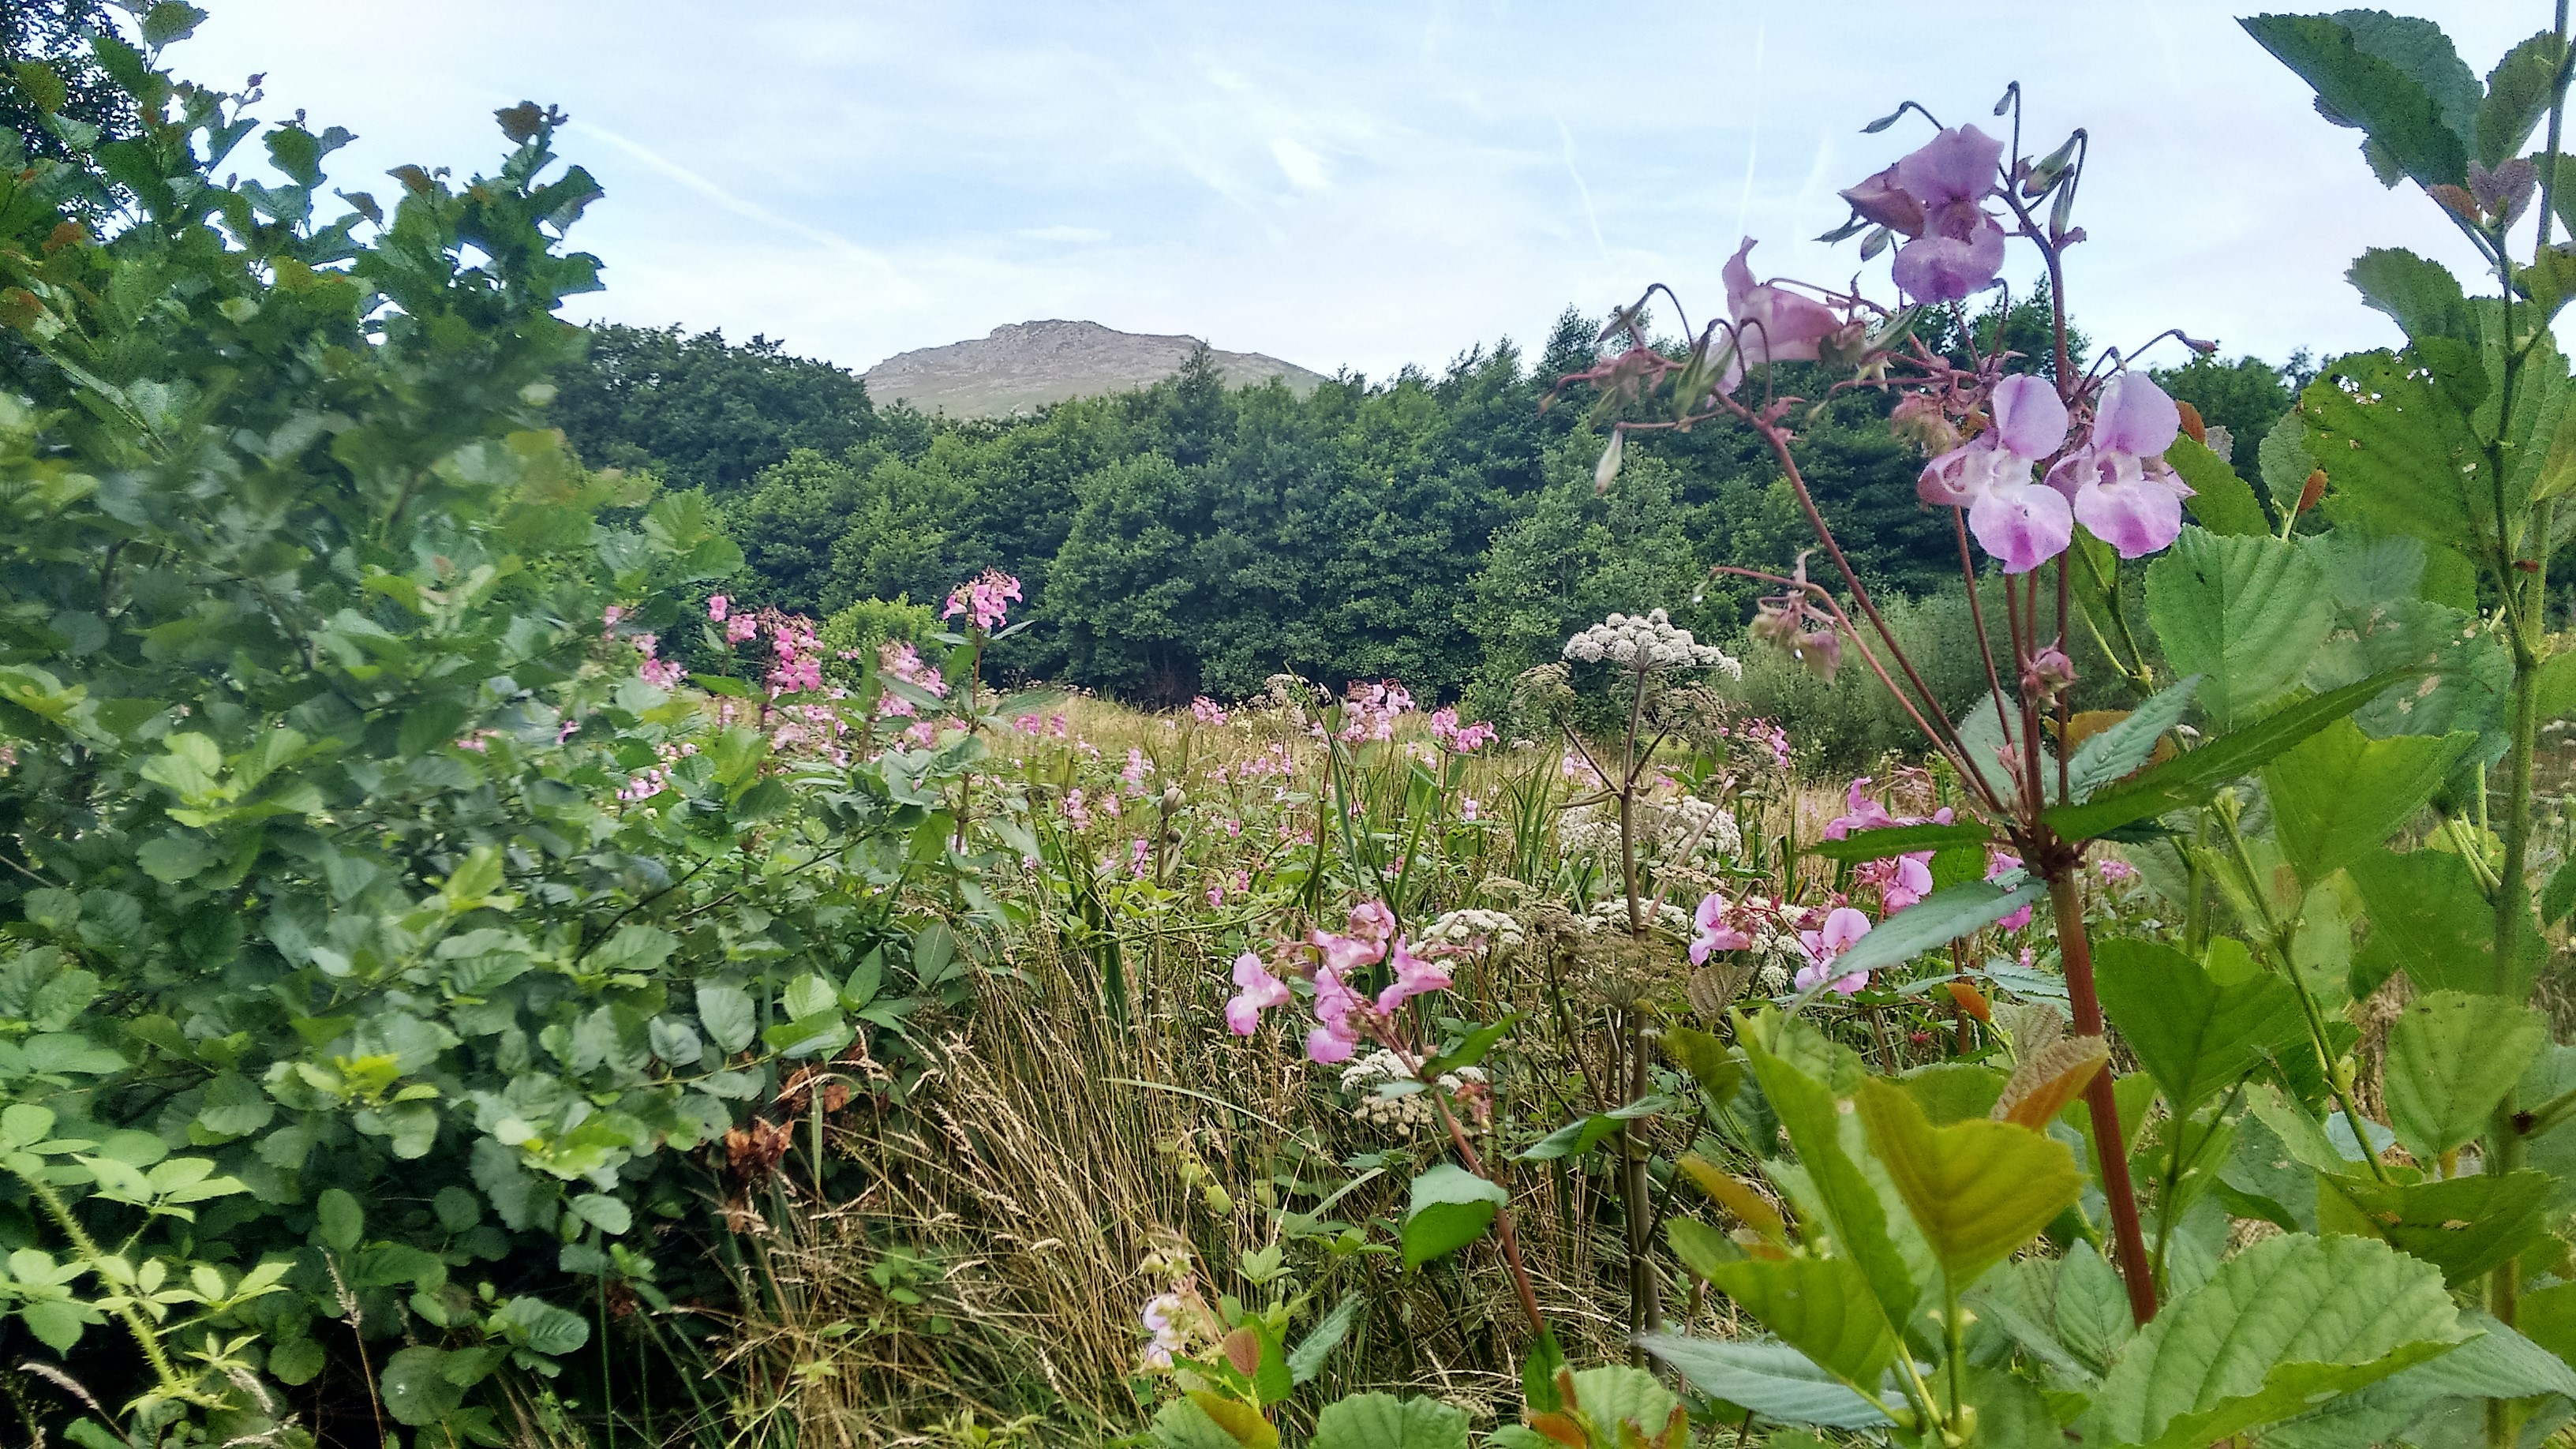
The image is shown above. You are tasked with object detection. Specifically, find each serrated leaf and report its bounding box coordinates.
[2263,718,2471,884]
[2082,1232,2468,1449]
[1807,822,1992,861]
[2064,676,2199,803]
[2316,1169,2555,1286]
[2241,14,2469,189]
[1736,1011,1919,1328]
[380,1346,465,1427]
[1855,1079,2082,1293]
[2299,351,2486,555]
[2092,938,2308,1114]
[316,1187,363,1252]
[1308,1392,1466,1449]
[1286,1294,1360,1386]
[2382,990,2548,1163]
[2477,31,2565,168]
[695,983,755,1054]
[1678,1154,1787,1244]
[2144,528,2334,732]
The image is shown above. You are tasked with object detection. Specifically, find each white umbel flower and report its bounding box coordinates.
[1339,1049,1485,1136]
[1562,608,1742,677]
[1418,908,1526,954]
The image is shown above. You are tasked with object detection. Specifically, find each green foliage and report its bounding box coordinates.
[552,322,880,495]
[0,29,1019,1441]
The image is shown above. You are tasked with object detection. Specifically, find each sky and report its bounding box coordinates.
[174,2,2544,384]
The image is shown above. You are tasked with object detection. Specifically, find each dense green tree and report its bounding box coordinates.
[1,0,137,166]
[551,321,878,492]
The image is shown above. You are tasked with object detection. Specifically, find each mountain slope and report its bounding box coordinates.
[861,319,1328,416]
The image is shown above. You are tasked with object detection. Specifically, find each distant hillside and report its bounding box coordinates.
[861,319,1329,416]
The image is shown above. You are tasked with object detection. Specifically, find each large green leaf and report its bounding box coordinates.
[2082,1232,2469,1449]
[1636,1335,1893,1430]
[2300,351,2486,555]
[2346,247,2474,349]
[1823,878,2045,977]
[2046,668,2418,841]
[2315,1169,2556,1286]
[1735,1012,1920,1330]
[1400,1164,1504,1268]
[2382,990,2549,1163]
[1559,1368,1679,1442]
[2241,14,2470,189]
[2262,718,2472,884]
[2092,938,2305,1115]
[1308,1393,1468,1449]
[1807,821,1991,861]
[1705,1254,1895,1392]
[2144,528,2333,732]
[1853,1078,2080,1295]
[2347,847,2544,998]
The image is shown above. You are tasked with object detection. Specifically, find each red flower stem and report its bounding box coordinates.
[2051,870,2159,1324]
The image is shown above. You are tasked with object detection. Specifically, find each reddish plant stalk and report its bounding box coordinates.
[2050,871,2159,1324]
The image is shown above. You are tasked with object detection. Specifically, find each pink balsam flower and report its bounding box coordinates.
[1794,906,1875,996]
[2046,373,2192,559]
[1919,375,2072,573]
[1225,951,1291,1035]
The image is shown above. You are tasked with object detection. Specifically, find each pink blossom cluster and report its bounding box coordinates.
[1189,696,1230,726]
[1917,372,2192,575]
[1121,748,1152,796]
[631,632,685,690]
[616,739,698,804]
[1140,1287,1189,1370]
[1687,890,1879,997]
[1826,777,1958,915]
[1226,901,1459,1062]
[1426,706,1499,753]
[942,569,1023,631]
[766,616,826,695]
[1013,712,1072,737]
[1204,869,1250,907]
[1237,742,1297,781]
[873,641,948,719]
[1331,681,1414,744]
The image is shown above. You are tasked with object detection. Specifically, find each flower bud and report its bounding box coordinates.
[2021,644,2076,702]
[1890,393,1960,455]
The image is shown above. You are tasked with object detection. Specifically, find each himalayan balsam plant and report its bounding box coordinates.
[1154,8,2576,1449]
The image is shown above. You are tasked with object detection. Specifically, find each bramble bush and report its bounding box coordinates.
[0,13,1034,1447]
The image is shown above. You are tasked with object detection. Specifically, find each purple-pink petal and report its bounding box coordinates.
[2070,453,2192,558]
[1889,222,2005,304]
[2092,373,2181,459]
[1989,375,2070,460]
[1968,477,2074,574]
[1895,125,2005,207]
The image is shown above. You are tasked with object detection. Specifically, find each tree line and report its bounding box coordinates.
[549,312,2305,710]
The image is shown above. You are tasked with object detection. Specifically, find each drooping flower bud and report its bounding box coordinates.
[1890,393,1961,455]
[2021,643,2076,702]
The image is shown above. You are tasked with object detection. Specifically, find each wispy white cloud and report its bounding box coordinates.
[175,0,2540,381]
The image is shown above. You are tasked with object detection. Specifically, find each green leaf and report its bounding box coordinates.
[1806,822,1991,861]
[1518,1095,1674,1163]
[694,983,755,1054]
[2347,247,2474,347]
[2046,667,2419,841]
[2263,719,2472,884]
[2537,650,2576,724]
[2241,14,2469,189]
[2477,31,2567,168]
[1416,1013,1516,1079]
[136,833,212,883]
[381,1346,466,1427]
[494,1294,590,1355]
[9,61,67,116]
[1824,878,2044,978]
[2144,528,2333,732]
[2349,847,2542,998]
[2165,436,2268,537]
[196,1071,275,1138]
[568,1193,631,1236]
[1852,1079,2081,1294]
[2092,938,2306,1114]
[2082,1232,2469,1449]
[316,1187,363,1252]
[1286,1294,1360,1385]
[2063,676,2200,804]
[1637,1335,1893,1430]
[2299,351,2486,555]
[1659,1024,1743,1105]
[1308,1393,1468,1449]
[1705,1255,1895,1391]
[1560,1367,1679,1439]
[1735,1012,1920,1330]
[1664,1217,1742,1280]
[2382,990,2548,1163]
[1400,1163,1504,1268]
[2316,1169,2556,1286]
[268,1336,326,1387]
[1148,1398,1246,1449]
